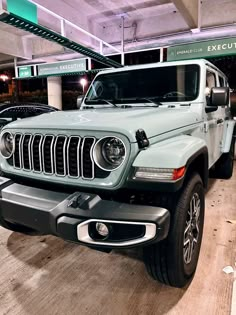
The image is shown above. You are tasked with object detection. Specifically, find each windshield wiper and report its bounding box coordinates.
[85,98,118,107]
[137,98,163,106]
[98,99,118,107]
[124,97,163,107]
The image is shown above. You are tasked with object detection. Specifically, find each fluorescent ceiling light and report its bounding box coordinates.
[191,28,201,34]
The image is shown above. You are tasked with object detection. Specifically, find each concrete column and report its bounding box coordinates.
[47,76,62,110]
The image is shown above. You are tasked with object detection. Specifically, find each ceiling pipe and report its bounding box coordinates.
[121,16,125,65]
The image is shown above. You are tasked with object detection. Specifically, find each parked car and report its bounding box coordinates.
[0,59,234,288]
[0,102,59,128]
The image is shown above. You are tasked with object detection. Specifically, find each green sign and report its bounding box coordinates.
[7,0,38,24]
[167,38,236,61]
[38,59,87,76]
[18,66,32,78]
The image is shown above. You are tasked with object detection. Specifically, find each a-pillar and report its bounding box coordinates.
[47,76,62,110]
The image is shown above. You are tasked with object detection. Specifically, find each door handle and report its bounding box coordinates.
[216,119,223,124]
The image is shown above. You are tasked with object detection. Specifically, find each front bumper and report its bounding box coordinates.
[0,177,170,249]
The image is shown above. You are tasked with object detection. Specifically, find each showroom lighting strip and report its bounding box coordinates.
[14,68,106,80]
[0,11,122,69]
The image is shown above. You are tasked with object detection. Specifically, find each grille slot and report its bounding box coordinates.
[81,137,96,179]
[67,136,81,177]
[12,133,101,180]
[22,134,32,170]
[13,133,22,168]
[32,135,43,172]
[42,135,54,174]
[54,136,67,176]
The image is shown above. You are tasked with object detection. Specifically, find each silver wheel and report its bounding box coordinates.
[144,173,204,287]
[183,193,201,264]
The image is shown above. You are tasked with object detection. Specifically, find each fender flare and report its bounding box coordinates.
[132,135,209,189]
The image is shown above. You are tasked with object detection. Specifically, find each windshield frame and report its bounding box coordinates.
[84,64,201,106]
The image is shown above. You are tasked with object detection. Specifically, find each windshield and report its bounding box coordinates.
[85,64,200,105]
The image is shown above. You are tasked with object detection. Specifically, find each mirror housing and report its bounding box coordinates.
[210,87,229,106]
[230,93,236,117]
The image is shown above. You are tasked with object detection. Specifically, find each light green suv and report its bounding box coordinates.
[0,59,234,288]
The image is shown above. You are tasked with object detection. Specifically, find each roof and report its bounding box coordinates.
[97,59,226,76]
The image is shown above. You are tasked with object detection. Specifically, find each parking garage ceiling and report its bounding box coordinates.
[0,0,236,68]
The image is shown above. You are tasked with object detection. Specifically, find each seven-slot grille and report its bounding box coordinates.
[11,133,97,179]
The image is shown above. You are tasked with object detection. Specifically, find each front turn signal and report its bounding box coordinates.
[172,167,186,180]
[134,166,186,181]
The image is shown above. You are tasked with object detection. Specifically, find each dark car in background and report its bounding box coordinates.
[0,102,59,128]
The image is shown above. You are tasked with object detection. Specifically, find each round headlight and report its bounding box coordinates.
[93,136,126,171]
[0,131,14,159]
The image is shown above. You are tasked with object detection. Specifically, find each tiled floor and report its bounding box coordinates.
[0,166,235,315]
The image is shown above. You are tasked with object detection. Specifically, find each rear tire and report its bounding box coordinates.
[213,138,235,179]
[143,173,205,287]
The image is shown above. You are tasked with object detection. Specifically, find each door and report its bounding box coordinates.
[204,69,225,167]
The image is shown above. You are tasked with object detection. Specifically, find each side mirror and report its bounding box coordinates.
[210,87,229,106]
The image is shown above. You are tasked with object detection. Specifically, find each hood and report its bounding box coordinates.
[6,107,201,142]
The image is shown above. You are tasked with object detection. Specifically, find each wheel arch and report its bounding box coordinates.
[184,147,209,189]
[131,135,209,191]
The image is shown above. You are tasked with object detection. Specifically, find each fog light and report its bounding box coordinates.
[96,222,109,237]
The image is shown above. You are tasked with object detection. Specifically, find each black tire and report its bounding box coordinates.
[143,173,205,288]
[213,138,235,179]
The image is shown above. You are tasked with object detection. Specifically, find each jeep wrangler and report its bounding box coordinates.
[0,59,234,288]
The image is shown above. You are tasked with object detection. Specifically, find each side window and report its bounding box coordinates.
[219,76,225,87]
[205,71,216,107]
[206,71,216,89]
